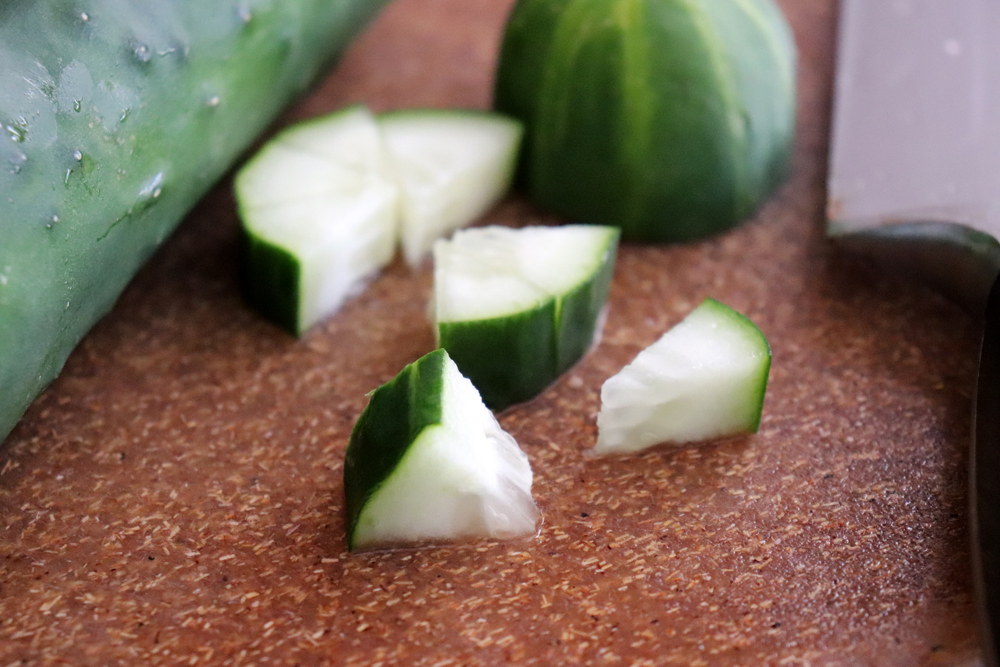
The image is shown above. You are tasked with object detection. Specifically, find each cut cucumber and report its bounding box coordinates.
[494,0,796,241]
[595,299,771,454]
[344,348,538,552]
[379,110,523,266]
[235,105,399,336]
[235,107,523,334]
[433,224,619,410]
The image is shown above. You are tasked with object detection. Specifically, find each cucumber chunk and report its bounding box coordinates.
[595,299,771,454]
[236,106,399,335]
[379,110,523,266]
[235,106,523,334]
[345,348,538,552]
[433,224,619,410]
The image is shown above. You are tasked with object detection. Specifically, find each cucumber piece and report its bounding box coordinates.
[344,348,539,552]
[236,107,523,333]
[236,106,399,335]
[0,0,390,442]
[595,298,771,454]
[378,110,523,266]
[494,0,796,242]
[433,224,619,410]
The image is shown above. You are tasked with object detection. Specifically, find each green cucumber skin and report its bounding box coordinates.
[439,303,557,410]
[344,349,447,551]
[494,0,796,242]
[439,229,618,410]
[700,298,772,432]
[0,0,390,443]
[555,228,619,374]
[492,0,573,189]
[237,229,302,336]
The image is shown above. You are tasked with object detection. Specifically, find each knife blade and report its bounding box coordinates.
[827,0,1000,663]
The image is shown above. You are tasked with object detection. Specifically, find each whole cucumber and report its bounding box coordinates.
[0,0,391,443]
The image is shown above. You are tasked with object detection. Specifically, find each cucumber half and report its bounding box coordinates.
[236,105,399,335]
[433,224,619,410]
[595,299,771,454]
[494,0,796,241]
[344,348,538,552]
[379,110,523,266]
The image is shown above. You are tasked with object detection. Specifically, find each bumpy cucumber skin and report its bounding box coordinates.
[439,228,619,410]
[0,0,390,442]
[344,349,446,551]
[494,0,796,242]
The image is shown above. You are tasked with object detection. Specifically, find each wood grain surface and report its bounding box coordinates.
[0,0,985,665]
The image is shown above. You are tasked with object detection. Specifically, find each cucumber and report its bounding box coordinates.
[236,106,523,333]
[236,106,399,335]
[595,298,771,454]
[0,0,390,443]
[493,0,796,242]
[379,110,523,266]
[344,348,539,552]
[433,224,619,410]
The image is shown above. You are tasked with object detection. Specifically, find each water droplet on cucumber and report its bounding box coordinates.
[6,125,25,143]
[131,172,166,213]
[140,172,164,197]
[9,150,26,174]
[133,43,152,64]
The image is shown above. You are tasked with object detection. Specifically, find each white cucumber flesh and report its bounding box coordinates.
[345,349,538,551]
[378,110,523,266]
[236,105,398,335]
[435,225,616,321]
[595,299,771,454]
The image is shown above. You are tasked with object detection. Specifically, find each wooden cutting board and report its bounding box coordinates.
[0,0,984,664]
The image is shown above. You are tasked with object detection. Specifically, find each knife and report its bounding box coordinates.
[827,0,1000,663]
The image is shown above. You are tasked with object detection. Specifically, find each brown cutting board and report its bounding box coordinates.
[0,0,984,665]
